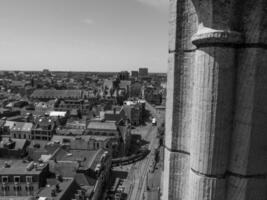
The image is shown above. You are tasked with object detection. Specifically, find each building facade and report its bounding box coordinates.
[0,160,49,197]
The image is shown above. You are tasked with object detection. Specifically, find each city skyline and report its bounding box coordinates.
[0,0,168,72]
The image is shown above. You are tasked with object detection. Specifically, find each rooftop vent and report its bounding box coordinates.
[4,161,10,168]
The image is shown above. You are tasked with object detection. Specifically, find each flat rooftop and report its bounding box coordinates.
[0,159,47,175]
[87,121,117,131]
[38,178,75,200]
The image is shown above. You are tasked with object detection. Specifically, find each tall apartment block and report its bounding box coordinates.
[163,0,267,200]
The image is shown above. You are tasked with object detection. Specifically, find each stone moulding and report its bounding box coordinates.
[191,27,244,46]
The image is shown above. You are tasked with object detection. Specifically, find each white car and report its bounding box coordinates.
[152,118,157,126]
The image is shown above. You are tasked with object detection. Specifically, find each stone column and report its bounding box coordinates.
[163,0,197,199]
[188,28,242,200]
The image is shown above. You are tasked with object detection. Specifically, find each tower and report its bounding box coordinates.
[163,0,267,200]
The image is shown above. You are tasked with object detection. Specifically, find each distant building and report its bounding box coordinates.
[55,99,91,115]
[0,138,29,158]
[31,89,83,101]
[144,87,162,105]
[49,148,111,200]
[9,121,33,140]
[31,117,56,141]
[37,177,79,200]
[130,82,142,98]
[34,100,55,116]
[86,121,119,137]
[118,71,130,80]
[42,69,51,76]
[65,118,87,131]
[51,135,113,152]
[0,159,49,196]
[0,108,20,119]
[100,107,126,122]
[118,121,132,155]
[131,71,139,78]
[123,100,146,126]
[119,80,131,96]
[139,68,148,78]
[86,120,130,156]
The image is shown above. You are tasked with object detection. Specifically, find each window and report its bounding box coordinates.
[26,176,32,183]
[2,186,9,191]
[2,176,8,183]
[14,185,21,191]
[14,176,20,183]
[25,186,34,191]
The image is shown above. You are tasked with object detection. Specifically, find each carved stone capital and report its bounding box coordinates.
[192,27,243,47]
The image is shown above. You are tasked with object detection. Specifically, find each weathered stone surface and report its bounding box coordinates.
[165,52,194,152]
[169,0,197,52]
[163,150,190,200]
[241,0,267,44]
[190,45,235,175]
[226,175,267,200]
[229,48,267,175]
[188,170,226,200]
[164,1,197,199]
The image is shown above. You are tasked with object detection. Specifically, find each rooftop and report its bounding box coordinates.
[31,89,82,99]
[9,121,33,132]
[0,159,47,175]
[0,138,28,150]
[38,178,76,200]
[87,121,117,131]
[34,117,55,130]
[52,148,102,171]
[49,111,67,117]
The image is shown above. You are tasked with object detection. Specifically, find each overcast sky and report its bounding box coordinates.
[0,0,168,72]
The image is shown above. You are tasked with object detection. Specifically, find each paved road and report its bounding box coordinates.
[127,124,158,200]
[135,127,158,200]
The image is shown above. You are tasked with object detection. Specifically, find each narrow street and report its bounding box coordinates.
[129,125,158,200]
[106,101,163,200]
[127,102,162,200]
